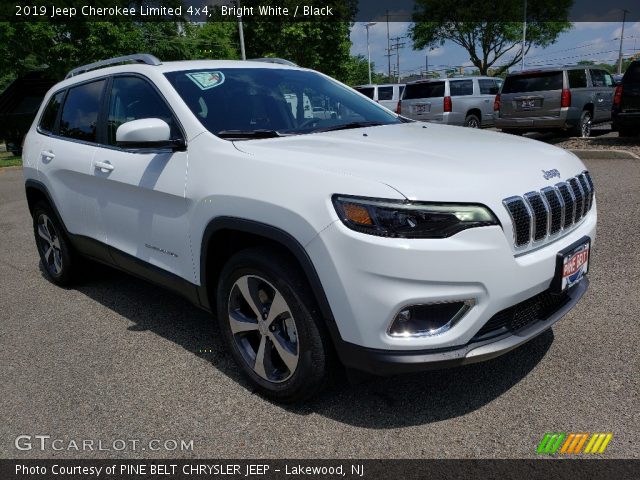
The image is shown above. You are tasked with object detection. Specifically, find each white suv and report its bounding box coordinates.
[22,54,596,402]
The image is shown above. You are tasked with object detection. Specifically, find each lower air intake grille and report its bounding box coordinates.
[472,289,570,340]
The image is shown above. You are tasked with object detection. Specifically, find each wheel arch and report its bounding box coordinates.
[199,217,341,344]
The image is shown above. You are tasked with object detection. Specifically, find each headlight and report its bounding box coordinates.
[332,195,499,238]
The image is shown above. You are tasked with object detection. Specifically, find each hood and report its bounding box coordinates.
[233,122,586,203]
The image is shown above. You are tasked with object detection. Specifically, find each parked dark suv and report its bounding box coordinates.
[495,66,614,137]
[612,61,640,137]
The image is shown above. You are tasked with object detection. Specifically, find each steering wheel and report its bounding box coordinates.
[298,117,321,129]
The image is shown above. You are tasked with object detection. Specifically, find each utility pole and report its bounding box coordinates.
[237,0,246,60]
[385,11,392,81]
[365,22,376,84]
[390,36,407,83]
[521,0,527,70]
[617,9,630,75]
[426,54,429,76]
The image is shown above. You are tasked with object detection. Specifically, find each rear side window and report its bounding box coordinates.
[378,86,394,100]
[59,80,105,142]
[404,82,445,99]
[568,70,587,88]
[589,69,609,87]
[479,79,499,95]
[450,80,473,96]
[39,91,65,133]
[107,76,179,145]
[502,71,563,93]
[354,87,374,99]
[624,62,640,83]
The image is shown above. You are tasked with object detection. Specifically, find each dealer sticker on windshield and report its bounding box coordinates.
[186,71,225,90]
[561,242,590,291]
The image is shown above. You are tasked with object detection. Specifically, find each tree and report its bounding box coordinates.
[239,0,357,81]
[411,0,571,76]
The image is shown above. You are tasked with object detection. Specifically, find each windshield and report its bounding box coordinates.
[164,68,401,138]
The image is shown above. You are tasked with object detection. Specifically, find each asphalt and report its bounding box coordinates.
[0,160,638,459]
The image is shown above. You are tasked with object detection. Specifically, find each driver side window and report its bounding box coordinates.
[107,76,180,146]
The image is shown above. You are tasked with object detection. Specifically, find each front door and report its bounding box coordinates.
[92,75,192,281]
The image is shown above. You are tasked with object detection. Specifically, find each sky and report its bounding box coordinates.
[350,21,640,78]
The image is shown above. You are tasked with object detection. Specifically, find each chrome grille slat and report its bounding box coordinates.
[503,171,594,249]
[524,191,549,241]
[568,177,585,221]
[541,186,563,235]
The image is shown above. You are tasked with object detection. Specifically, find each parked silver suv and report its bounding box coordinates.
[400,76,501,127]
[495,66,615,137]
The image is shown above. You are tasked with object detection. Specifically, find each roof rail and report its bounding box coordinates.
[65,54,162,79]
[250,58,298,67]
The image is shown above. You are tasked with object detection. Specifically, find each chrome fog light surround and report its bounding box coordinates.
[387,299,476,338]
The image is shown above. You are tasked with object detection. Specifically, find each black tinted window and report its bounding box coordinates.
[479,79,499,95]
[107,76,179,145]
[355,87,374,99]
[502,71,563,93]
[568,69,587,88]
[378,86,394,100]
[59,80,105,142]
[589,69,607,87]
[404,82,445,99]
[39,91,65,133]
[624,62,640,83]
[450,80,473,96]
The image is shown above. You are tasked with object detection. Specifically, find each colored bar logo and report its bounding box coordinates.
[537,433,613,455]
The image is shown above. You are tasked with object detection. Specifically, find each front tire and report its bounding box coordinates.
[32,202,80,286]
[216,247,333,402]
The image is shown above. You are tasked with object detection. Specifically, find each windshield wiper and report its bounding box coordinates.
[312,121,386,133]
[216,129,283,139]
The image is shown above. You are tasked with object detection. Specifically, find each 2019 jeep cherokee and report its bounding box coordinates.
[22,54,596,402]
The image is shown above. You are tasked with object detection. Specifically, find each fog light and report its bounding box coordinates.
[388,300,474,337]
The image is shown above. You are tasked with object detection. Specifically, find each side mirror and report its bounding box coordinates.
[116,118,185,150]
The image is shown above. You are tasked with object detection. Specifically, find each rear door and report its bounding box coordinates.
[500,71,564,119]
[91,75,191,280]
[35,80,106,241]
[401,81,445,120]
[478,78,500,125]
[377,85,395,110]
[589,69,614,121]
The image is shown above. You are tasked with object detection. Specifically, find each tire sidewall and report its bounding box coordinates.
[216,250,328,401]
[32,203,74,285]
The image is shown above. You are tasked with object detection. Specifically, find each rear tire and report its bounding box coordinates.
[574,110,592,138]
[464,114,480,128]
[216,247,333,402]
[32,202,81,286]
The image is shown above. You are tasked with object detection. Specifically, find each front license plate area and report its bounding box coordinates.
[551,236,591,293]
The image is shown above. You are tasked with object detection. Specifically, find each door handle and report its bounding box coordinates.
[94,160,114,172]
[40,150,55,160]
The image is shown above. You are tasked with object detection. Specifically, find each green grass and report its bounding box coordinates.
[0,152,22,168]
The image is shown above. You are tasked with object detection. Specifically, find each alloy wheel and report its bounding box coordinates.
[581,114,592,137]
[227,275,299,383]
[37,214,63,275]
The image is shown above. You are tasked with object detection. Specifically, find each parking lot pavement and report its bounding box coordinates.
[0,160,638,460]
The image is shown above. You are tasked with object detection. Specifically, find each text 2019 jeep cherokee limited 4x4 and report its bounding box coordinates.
[22,54,596,402]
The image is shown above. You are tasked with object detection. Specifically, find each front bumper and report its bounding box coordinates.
[306,206,596,372]
[334,278,588,374]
